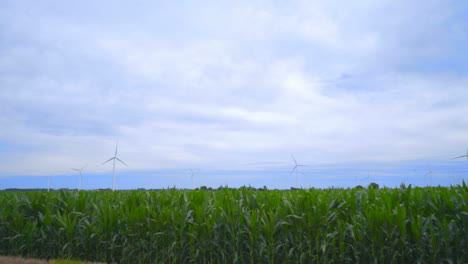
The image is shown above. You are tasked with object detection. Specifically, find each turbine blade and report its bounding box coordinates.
[116,157,128,166]
[81,163,88,170]
[291,154,297,165]
[115,140,119,156]
[290,165,298,174]
[451,155,467,159]
[71,168,80,171]
[102,157,115,165]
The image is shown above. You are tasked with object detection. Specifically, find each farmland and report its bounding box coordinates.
[1,184,467,263]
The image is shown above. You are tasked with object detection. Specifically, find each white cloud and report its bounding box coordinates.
[0,0,467,178]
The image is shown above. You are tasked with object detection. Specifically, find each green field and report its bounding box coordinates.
[1,184,467,263]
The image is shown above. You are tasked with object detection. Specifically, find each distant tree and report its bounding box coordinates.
[368,182,379,189]
[354,185,364,189]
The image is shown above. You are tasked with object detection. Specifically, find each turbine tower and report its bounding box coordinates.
[291,154,307,188]
[451,148,468,161]
[102,141,128,191]
[71,164,87,191]
[190,169,198,189]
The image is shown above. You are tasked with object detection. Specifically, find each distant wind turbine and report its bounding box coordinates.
[360,171,372,186]
[425,167,433,185]
[451,148,468,161]
[48,176,51,192]
[425,167,433,176]
[71,164,87,191]
[190,169,198,189]
[102,141,128,191]
[291,154,307,188]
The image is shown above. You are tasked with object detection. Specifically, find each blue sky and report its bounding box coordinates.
[0,0,467,190]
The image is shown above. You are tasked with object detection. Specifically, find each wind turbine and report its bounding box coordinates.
[451,148,468,161]
[102,141,128,191]
[48,176,51,192]
[425,167,433,185]
[367,171,372,185]
[360,171,372,187]
[291,154,307,188]
[71,164,87,191]
[190,169,198,189]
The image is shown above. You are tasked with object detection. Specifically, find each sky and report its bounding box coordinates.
[0,0,467,190]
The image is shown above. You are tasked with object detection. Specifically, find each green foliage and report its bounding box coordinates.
[0,186,467,263]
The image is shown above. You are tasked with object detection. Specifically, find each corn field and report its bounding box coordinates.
[1,184,467,263]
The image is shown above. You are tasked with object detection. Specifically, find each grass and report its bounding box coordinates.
[0,183,467,263]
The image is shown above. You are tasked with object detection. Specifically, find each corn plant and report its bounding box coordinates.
[0,183,467,263]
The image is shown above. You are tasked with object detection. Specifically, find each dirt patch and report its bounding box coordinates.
[0,256,50,264]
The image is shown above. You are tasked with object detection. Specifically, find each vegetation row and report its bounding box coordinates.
[0,184,467,263]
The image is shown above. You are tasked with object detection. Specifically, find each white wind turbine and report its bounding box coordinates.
[47,176,51,192]
[71,164,87,191]
[102,141,128,191]
[190,169,198,189]
[425,167,433,185]
[291,154,307,188]
[358,171,372,187]
[451,148,468,161]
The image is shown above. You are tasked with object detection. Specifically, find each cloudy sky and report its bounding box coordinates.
[1,0,467,189]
